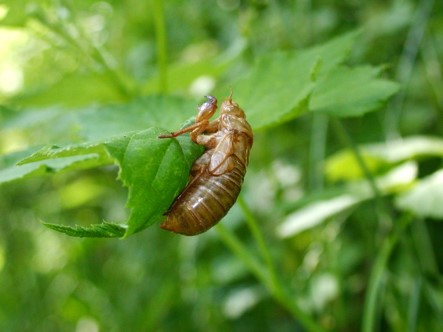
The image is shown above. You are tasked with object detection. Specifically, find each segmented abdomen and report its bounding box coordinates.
[160,158,246,236]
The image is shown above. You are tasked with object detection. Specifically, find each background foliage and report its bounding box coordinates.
[0,0,442,331]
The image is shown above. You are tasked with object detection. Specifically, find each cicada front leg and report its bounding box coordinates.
[158,121,206,139]
[158,95,219,143]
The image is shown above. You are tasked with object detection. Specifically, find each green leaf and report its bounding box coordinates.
[395,169,443,219]
[0,94,206,237]
[227,31,397,130]
[43,222,127,238]
[0,151,108,184]
[310,66,399,117]
[0,142,114,185]
[1,96,198,145]
[75,96,197,141]
[228,51,316,130]
[104,128,195,236]
[18,144,112,165]
[230,32,359,130]
[2,126,202,237]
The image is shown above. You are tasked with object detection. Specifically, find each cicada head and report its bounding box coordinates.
[220,93,245,118]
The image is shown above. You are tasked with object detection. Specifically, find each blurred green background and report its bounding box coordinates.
[0,0,442,331]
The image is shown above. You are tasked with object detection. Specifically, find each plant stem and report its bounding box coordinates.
[407,277,422,332]
[332,119,392,228]
[308,113,328,191]
[410,218,439,274]
[237,196,278,287]
[153,0,168,94]
[215,223,267,283]
[217,206,325,332]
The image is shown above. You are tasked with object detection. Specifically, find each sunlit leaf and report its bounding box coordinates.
[372,161,417,194]
[0,0,29,26]
[325,136,443,182]
[277,195,362,238]
[279,162,417,238]
[395,169,443,219]
[18,144,111,165]
[0,151,108,184]
[0,143,112,184]
[365,136,443,162]
[325,150,388,182]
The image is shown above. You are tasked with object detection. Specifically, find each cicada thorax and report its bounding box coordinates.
[159,94,253,236]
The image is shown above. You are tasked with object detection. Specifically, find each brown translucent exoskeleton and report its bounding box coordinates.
[158,92,253,235]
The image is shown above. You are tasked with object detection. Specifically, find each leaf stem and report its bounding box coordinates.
[153,0,168,94]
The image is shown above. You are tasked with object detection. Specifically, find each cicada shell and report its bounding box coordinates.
[158,93,253,235]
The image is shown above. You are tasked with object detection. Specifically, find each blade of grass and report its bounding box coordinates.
[407,277,422,332]
[362,215,410,332]
[384,0,435,139]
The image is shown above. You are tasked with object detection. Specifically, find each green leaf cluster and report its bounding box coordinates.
[0,32,398,237]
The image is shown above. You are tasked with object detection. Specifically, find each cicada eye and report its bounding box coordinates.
[197,95,218,119]
[204,95,217,104]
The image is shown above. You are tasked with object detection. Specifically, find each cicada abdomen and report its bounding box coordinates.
[158,93,253,235]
